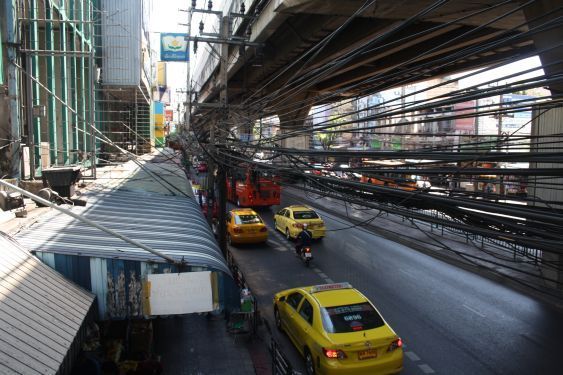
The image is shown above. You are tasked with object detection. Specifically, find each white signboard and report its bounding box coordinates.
[148,271,213,315]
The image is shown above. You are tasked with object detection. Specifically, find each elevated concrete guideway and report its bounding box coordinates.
[192,0,562,127]
[189,0,563,291]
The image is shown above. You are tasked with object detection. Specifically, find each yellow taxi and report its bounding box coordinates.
[226,208,268,245]
[273,283,403,375]
[273,205,326,240]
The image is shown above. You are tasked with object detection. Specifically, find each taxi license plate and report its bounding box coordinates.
[358,349,377,360]
[304,252,312,258]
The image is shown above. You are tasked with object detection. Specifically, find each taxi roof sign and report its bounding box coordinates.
[310,282,352,293]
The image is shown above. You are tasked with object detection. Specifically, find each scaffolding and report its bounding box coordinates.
[12,0,154,181]
[96,0,153,162]
[17,0,97,178]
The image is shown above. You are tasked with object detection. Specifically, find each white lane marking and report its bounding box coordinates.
[462,304,486,318]
[418,364,435,374]
[404,351,420,362]
[311,267,334,283]
[397,268,411,276]
[275,246,288,252]
[353,236,367,246]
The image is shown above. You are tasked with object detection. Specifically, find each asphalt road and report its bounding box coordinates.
[227,192,563,375]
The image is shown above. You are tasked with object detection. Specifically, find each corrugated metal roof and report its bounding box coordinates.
[14,190,231,275]
[0,234,95,375]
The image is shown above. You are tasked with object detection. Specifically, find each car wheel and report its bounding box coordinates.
[285,228,291,241]
[274,307,282,332]
[304,348,315,375]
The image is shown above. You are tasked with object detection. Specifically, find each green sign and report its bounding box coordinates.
[391,137,402,151]
[370,139,382,149]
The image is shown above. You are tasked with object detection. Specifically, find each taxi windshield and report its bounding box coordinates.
[236,214,262,224]
[293,211,319,220]
[320,303,384,333]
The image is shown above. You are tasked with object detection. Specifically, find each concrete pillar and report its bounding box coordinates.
[521,1,563,94]
[529,108,563,290]
[277,103,312,149]
[522,1,563,290]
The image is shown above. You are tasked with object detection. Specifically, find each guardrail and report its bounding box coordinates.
[262,320,301,375]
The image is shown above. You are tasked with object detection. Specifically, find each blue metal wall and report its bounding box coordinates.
[38,253,239,320]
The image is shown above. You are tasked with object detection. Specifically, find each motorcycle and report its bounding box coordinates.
[296,245,313,267]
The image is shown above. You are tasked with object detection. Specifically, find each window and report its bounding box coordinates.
[320,303,384,333]
[299,299,314,325]
[277,209,286,216]
[284,210,291,218]
[293,211,319,220]
[286,292,303,310]
[235,214,262,225]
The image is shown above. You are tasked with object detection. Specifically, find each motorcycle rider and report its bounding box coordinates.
[295,223,313,256]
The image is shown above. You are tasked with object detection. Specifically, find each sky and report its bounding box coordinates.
[150,0,228,92]
[150,0,189,92]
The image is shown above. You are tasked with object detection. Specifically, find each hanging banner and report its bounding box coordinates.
[160,33,189,62]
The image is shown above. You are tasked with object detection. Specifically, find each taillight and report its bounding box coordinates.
[293,223,303,228]
[259,227,267,232]
[303,247,311,253]
[387,338,403,352]
[233,227,243,234]
[322,348,347,359]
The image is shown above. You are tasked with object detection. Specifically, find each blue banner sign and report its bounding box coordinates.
[161,33,189,62]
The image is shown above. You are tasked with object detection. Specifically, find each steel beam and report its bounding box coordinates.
[59,0,70,164]
[30,0,41,175]
[46,3,58,164]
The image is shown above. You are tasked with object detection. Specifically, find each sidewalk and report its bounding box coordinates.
[153,314,265,375]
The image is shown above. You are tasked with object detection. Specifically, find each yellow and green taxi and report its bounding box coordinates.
[273,205,326,240]
[273,283,403,375]
[226,208,268,245]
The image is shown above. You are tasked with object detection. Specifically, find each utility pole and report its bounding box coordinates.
[186,2,262,248]
[217,15,230,253]
[497,92,504,196]
[186,5,193,137]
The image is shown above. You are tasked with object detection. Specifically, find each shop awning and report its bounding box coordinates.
[0,234,95,375]
[14,189,230,275]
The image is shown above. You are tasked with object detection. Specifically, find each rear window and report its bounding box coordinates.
[235,214,262,224]
[293,211,319,220]
[320,303,384,333]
